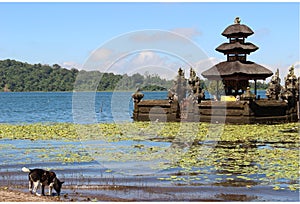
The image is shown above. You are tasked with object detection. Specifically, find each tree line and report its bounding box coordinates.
[0,59,172,92]
[0,59,268,92]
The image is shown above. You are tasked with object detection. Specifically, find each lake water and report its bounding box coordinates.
[0,90,299,202]
[0,92,165,124]
[0,91,266,124]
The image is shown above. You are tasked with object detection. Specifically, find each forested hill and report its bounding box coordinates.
[0,59,172,92]
[0,59,268,92]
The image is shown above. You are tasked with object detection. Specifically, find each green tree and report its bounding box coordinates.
[0,59,174,92]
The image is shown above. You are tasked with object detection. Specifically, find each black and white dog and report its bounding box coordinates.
[22,167,64,196]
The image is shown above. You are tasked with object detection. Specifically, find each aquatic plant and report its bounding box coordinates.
[0,122,299,191]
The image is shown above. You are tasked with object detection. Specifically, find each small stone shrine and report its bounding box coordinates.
[132,18,299,124]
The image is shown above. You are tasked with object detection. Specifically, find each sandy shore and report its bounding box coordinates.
[1,183,299,202]
[0,189,61,202]
[0,187,132,202]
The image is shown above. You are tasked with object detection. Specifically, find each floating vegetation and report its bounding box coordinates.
[0,122,299,191]
[0,122,298,142]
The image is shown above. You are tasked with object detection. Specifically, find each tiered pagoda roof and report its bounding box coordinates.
[222,23,254,38]
[216,42,258,55]
[202,61,273,80]
[202,17,273,81]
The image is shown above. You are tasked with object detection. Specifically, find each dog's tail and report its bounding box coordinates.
[21,167,31,173]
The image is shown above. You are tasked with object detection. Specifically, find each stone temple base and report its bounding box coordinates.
[133,99,180,122]
[132,99,298,124]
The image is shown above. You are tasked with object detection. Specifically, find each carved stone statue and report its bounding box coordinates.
[168,67,205,105]
[187,68,205,103]
[172,68,187,103]
[240,87,255,100]
[132,88,144,103]
[266,69,282,100]
[280,65,299,106]
[188,67,197,84]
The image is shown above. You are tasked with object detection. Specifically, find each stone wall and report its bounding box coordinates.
[132,99,298,124]
[133,99,180,122]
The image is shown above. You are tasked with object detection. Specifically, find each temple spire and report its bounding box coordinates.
[234,17,241,24]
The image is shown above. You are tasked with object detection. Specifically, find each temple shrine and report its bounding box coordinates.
[202,17,273,98]
[132,18,299,124]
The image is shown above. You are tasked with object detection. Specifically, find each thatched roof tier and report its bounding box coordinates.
[222,24,254,38]
[201,61,273,80]
[216,42,258,54]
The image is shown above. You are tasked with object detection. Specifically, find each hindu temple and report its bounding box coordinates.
[132,18,299,124]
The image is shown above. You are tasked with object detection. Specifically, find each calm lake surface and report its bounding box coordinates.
[0,91,166,124]
[2,90,297,202]
[0,91,266,124]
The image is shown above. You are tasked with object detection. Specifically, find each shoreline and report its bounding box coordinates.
[0,189,61,202]
[1,182,299,202]
[0,90,168,93]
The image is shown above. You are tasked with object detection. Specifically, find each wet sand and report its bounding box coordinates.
[0,189,60,202]
[1,175,299,202]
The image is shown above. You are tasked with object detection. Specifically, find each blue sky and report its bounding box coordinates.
[0,2,299,79]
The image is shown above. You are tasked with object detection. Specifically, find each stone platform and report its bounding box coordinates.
[133,99,298,124]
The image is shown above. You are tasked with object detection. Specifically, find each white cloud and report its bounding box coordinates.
[131,51,164,66]
[129,31,170,43]
[193,57,222,79]
[170,27,202,39]
[90,48,113,61]
[259,62,300,85]
[84,48,125,72]
[129,28,201,43]
[253,28,270,39]
[61,61,82,70]
[83,30,208,76]
[83,47,221,80]
[110,50,187,80]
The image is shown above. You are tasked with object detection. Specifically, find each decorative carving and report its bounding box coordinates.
[132,88,144,103]
[266,69,282,100]
[167,88,177,103]
[240,87,256,100]
[280,65,299,106]
[171,68,187,103]
[234,17,241,24]
[187,68,205,103]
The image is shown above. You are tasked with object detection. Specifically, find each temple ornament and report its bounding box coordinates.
[281,65,299,106]
[234,17,241,24]
[132,88,144,103]
[266,69,282,100]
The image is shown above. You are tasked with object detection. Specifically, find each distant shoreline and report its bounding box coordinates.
[0,89,268,93]
[0,90,168,93]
